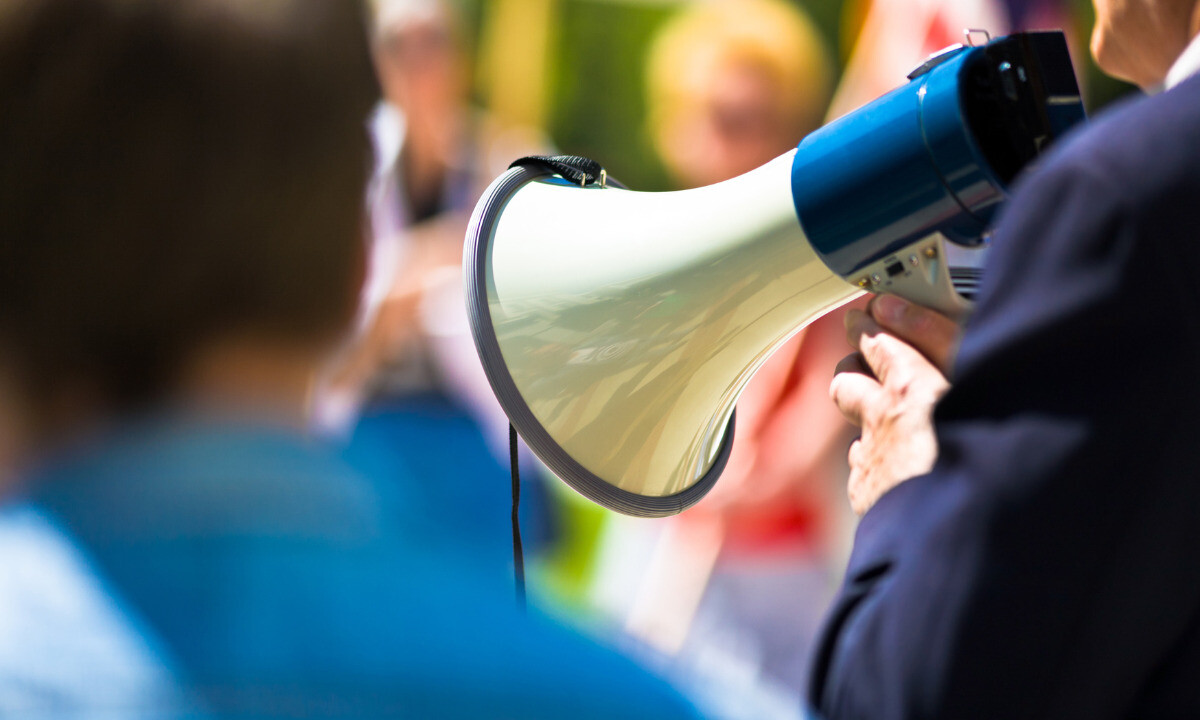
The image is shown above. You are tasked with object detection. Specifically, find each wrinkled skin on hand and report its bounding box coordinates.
[829,294,960,515]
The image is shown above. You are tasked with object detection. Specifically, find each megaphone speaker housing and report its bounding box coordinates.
[467,151,866,516]
[466,163,741,516]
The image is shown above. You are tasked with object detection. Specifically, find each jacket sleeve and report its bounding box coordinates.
[808,144,1200,719]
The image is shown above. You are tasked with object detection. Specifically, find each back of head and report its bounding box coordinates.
[0,0,378,417]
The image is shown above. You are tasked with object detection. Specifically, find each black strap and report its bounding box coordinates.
[502,154,605,611]
[509,155,605,187]
[509,423,526,610]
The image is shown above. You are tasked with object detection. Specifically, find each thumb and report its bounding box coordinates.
[870,294,960,376]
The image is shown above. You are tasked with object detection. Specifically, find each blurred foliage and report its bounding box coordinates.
[546,1,678,191]
[543,1,855,191]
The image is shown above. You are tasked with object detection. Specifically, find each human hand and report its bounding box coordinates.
[829,295,960,515]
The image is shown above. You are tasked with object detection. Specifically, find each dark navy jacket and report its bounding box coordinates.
[810,75,1200,719]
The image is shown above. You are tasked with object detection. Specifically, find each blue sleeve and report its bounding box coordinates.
[808,137,1200,719]
[31,426,705,720]
[94,535,707,720]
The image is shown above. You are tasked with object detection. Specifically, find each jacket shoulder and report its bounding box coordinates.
[1026,78,1200,208]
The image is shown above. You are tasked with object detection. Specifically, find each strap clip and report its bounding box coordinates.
[509,155,608,188]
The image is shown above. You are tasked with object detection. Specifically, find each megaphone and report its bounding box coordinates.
[465,31,1085,517]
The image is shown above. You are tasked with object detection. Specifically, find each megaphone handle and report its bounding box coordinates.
[844,233,975,323]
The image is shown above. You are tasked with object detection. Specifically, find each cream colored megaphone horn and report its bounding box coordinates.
[465,31,1085,517]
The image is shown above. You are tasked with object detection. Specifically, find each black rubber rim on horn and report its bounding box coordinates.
[463,164,735,518]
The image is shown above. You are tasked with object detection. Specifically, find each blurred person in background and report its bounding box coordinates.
[317,0,557,571]
[587,1,855,715]
[0,0,708,716]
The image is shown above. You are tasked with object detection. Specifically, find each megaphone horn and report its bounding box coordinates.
[465,31,1086,517]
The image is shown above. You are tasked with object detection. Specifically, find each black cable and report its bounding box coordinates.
[509,423,526,610]
[501,154,603,611]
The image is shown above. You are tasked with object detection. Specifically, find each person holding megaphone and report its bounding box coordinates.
[814,0,1200,717]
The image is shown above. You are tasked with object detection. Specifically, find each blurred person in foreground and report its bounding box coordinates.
[0,0,704,716]
[812,0,1200,717]
[588,1,853,713]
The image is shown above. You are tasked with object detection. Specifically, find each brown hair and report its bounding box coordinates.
[0,0,379,409]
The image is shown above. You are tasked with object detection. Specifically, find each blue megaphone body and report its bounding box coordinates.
[793,30,1085,309]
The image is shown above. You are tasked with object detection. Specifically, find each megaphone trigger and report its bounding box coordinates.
[846,233,977,323]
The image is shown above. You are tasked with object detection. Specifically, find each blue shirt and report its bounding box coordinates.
[0,505,184,717]
[22,416,703,719]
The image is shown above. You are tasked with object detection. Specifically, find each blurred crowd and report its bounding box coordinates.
[0,0,1114,718]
